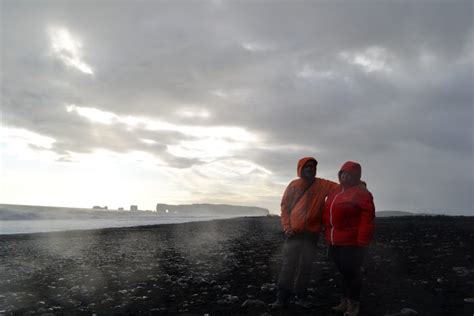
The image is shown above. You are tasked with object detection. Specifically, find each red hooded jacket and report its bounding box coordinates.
[281,157,338,234]
[322,161,375,246]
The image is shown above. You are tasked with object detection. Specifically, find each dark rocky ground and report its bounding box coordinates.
[0,216,473,315]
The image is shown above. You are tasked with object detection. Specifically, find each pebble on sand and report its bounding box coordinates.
[241,299,267,313]
[385,307,418,316]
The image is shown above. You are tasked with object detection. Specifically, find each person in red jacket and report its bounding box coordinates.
[322,161,375,316]
[271,157,338,308]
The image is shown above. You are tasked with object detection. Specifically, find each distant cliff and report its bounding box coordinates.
[0,203,270,220]
[156,203,269,216]
[376,210,437,217]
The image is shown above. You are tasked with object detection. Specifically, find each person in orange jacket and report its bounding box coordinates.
[271,157,339,308]
[322,161,375,316]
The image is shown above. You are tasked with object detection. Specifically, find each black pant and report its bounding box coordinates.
[277,233,319,299]
[329,245,367,301]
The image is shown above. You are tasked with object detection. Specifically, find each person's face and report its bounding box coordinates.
[302,160,316,181]
[339,171,355,187]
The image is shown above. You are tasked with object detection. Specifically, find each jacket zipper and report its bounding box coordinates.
[303,180,315,231]
[329,188,344,244]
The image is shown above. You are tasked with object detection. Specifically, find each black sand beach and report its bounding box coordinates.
[1,216,473,315]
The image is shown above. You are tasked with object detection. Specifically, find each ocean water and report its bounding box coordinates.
[0,215,237,235]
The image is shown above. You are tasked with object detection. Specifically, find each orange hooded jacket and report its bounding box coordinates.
[281,157,339,234]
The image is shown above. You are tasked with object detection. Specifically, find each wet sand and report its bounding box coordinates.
[0,216,473,315]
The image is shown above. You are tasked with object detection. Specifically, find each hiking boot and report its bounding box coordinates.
[344,299,360,316]
[332,297,348,313]
[270,288,291,309]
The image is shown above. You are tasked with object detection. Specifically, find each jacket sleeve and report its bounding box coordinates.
[280,183,294,233]
[320,179,339,199]
[327,180,339,193]
[357,191,375,246]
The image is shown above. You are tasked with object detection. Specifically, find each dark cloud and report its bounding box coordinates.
[1,0,473,214]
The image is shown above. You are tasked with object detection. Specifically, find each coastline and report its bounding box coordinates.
[0,216,473,315]
[0,215,241,235]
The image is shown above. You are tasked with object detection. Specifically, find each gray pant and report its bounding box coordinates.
[277,232,319,300]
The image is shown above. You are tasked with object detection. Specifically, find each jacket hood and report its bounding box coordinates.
[297,157,318,178]
[339,161,362,182]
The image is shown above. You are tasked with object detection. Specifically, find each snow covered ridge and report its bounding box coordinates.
[0,203,269,221]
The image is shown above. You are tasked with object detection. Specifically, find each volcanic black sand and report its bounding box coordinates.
[0,216,473,315]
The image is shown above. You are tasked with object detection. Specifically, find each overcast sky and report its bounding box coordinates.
[1,0,473,215]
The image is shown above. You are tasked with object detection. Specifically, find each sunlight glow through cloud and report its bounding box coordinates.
[65,104,256,142]
[167,138,245,161]
[241,41,273,52]
[140,138,158,145]
[211,90,228,98]
[195,159,272,178]
[340,46,394,73]
[66,104,116,124]
[1,127,59,161]
[65,104,258,161]
[49,27,94,75]
[298,65,337,80]
[210,88,253,101]
[63,149,166,169]
[177,108,211,119]
[1,127,56,150]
